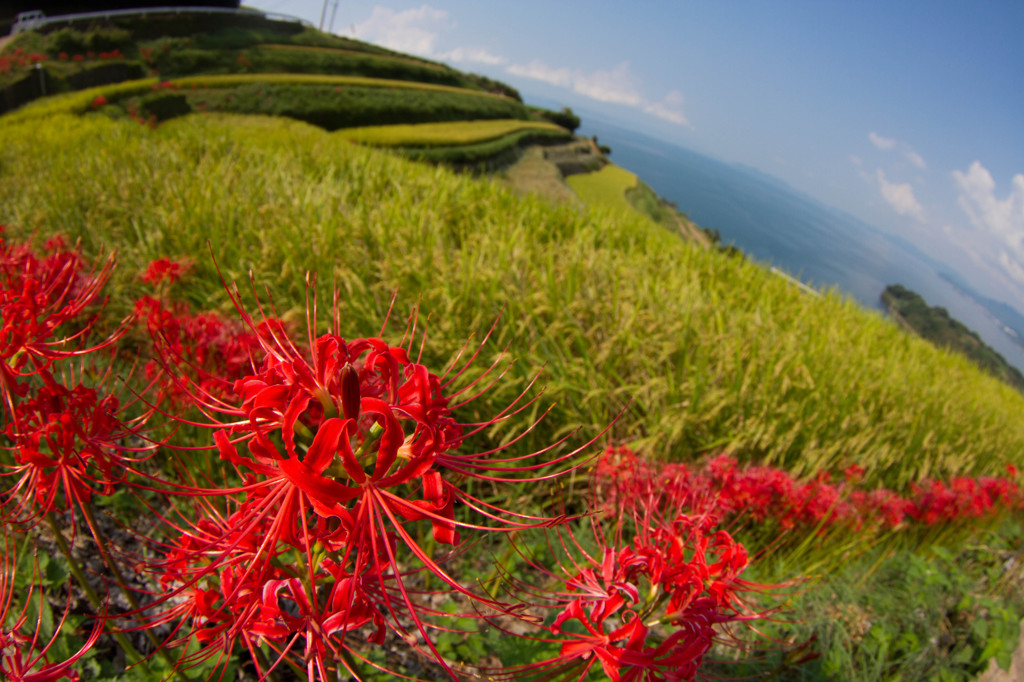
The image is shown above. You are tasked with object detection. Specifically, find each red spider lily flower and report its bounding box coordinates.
[0,371,149,526]
[0,526,104,681]
[141,257,189,285]
[141,494,394,679]
[489,504,772,682]
[90,95,108,108]
[0,234,128,418]
[848,488,912,529]
[133,295,261,407]
[0,614,103,682]
[843,463,866,483]
[139,273,606,678]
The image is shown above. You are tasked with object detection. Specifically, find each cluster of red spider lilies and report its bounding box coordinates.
[0,48,49,75]
[0,231,772,681]
[598,447,1022,534]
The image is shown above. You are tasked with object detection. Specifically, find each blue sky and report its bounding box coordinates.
[247,0,1024,311]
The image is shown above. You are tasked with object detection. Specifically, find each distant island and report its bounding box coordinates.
[937,271,1024,352]
[882,284,1024,392]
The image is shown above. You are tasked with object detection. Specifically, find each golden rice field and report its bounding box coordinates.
[336,118,567,147]
[0,110,1021,490]
[567,164,643,215]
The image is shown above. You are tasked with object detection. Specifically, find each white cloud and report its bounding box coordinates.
[953,162,1024,242]
[571,62,644,106]
[507,59,691,127]
[953,161,1024,284]
[348,5,450,56]
[436,46,507,66]
[869,132,897,151]
[868,131,927,169]
[506,59,572,87]
[347,5,506,67]
[876,169,926,222]
[644,90,690,126]
[905,149,926,170]
[999,251,1024,285]
[347,6,690,127]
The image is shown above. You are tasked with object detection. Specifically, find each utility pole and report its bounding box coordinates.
[328,0,340,34]
[318,0,329,30]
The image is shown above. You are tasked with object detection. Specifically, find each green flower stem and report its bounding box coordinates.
[252,644,288,682]
[44,511,154,676]
[77,498,195,682]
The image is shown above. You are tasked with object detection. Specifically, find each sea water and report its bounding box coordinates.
[577,117,1024,373]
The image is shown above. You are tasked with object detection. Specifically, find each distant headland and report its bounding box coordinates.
[882,283,1024,393]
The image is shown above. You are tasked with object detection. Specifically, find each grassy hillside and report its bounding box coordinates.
[2,112,1021,488]
[0,11,578,173]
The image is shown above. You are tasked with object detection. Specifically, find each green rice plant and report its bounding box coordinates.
[168,72,506,98]
[0,78,158,123]
[336,119,567,148]
[566,164,643,215]
[0,112,1022,492]
[395,128,574,168]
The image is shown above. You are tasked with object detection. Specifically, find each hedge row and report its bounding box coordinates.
[153,46,473,90]
[182,82,529,130]
[397,128,574,169]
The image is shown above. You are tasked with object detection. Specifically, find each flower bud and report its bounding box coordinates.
[340,363,361,421]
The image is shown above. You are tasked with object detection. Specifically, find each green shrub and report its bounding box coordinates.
[247,47,468,88]
[108,12,303,41]
[191,27,280,50]
[185,83,529,130]
[531,105,580,131]
[152,48,233,77]
[153,45,473,89]
[465,72,522,101]
[45,26,135,56]
[47,28,92,56]
[87,27,134,53]
[398,128,573,169]
[64,62,147,90]
[139,92,192,121]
